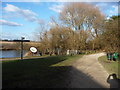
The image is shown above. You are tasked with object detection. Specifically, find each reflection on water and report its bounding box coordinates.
[1,50,27,58]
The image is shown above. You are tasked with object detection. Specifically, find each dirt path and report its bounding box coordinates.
[69,52,110,88]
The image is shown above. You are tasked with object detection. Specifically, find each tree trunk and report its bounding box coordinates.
[92,42,95,50]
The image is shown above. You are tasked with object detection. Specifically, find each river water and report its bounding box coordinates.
[0,50,27,58]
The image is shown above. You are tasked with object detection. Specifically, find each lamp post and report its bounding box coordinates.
[21,37,25,60]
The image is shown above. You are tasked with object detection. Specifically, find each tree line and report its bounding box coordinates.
[36,3,119,55]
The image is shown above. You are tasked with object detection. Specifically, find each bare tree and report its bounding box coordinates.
[59,2,105,50]
[60,3,105,32]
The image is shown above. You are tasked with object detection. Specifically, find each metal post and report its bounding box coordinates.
[21,37,25,60]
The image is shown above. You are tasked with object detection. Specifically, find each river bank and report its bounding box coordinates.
[1,55,50,61]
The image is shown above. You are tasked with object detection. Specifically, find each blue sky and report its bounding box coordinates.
[0,1,119,41]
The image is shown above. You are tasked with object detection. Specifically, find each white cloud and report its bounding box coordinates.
[112,5,118,13]
[4,4,19,12]
[95,3,119,17]
[49,4,64,13]
[0,19,22,26]
[4,4,38,22]
[109,5,118,16]
[37,19,45,24]
[95,3,107,8]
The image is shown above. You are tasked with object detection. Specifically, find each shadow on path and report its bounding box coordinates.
[3,56,105,88]
[107,73,120,88]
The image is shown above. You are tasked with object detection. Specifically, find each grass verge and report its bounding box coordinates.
[98,55,120,79]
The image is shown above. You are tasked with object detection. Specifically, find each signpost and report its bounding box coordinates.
[12,37,30,60]
[21,37,25,60]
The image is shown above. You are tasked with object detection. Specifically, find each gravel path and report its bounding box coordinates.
[68,52,110,88]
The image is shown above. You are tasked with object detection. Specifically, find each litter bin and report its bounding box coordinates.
[113,52,118,61]
[107,53,113,60]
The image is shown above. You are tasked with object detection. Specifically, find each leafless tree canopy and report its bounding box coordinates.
[35,2,119,55]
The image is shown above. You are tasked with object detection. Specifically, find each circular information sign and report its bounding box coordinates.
[30,47,37,53]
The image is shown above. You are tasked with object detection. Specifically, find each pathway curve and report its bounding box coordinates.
[69,52,110,88]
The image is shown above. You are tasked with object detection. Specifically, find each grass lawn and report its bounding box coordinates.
[98,55,120,79]
[2,55,82,88]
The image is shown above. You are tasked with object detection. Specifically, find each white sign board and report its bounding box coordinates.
[30,47,37,53]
